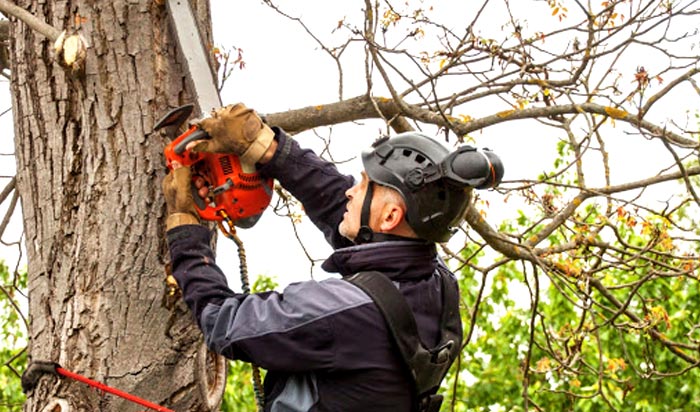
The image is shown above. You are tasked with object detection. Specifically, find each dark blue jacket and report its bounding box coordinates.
[167,129,463,411]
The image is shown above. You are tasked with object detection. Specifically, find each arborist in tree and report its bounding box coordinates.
[161,104,504,412]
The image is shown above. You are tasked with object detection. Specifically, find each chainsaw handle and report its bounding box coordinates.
[174,127,209,155]
[191,181,208,211]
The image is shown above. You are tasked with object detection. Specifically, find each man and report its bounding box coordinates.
[162,104,503,411]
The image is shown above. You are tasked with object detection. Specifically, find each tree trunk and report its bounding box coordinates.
[10,1,226,411]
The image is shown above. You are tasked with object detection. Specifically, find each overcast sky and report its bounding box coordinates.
[0,1,694,292]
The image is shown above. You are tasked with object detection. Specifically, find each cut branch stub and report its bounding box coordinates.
[0,0,87,72]
[53,30,88,72]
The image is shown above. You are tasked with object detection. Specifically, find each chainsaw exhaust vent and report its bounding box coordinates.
[219,156,234,175]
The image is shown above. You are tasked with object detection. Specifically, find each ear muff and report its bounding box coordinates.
[437,146,504,189]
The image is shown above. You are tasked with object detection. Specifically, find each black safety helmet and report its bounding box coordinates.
[359,132,504,243]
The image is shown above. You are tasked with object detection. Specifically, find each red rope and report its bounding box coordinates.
[55,367,174,412]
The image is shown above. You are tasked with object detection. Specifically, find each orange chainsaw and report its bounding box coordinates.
[155,0,273,228]
[155,104,273,228]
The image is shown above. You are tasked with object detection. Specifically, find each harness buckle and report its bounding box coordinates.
[431,340,454,364]
[419,394,443,412]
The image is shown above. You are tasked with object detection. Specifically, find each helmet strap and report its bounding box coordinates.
[355,181,375,244]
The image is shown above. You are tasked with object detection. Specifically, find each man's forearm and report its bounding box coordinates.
[167,225,238,323]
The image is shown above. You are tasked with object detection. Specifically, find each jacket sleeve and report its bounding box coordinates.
[257,128,354,249]
[167,224,375,371]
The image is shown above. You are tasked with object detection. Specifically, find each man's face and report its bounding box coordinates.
[339,171,371,241]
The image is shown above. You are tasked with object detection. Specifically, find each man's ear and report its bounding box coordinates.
[378,203,406,232]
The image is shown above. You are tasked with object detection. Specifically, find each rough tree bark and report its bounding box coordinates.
[10,1,226,411]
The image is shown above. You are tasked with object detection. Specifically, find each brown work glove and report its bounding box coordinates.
[162,164,200,230]
[195,103,275,165]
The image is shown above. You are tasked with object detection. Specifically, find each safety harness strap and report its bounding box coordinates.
[345,271,461,412]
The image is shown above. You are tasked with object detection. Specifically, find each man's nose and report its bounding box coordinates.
[345,184,358,199]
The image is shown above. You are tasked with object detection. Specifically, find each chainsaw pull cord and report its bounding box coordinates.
[217,210,266,412]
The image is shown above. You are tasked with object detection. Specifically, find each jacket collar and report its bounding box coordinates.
[322,240,438,281]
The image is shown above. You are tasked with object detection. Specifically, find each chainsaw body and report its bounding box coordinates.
[156,104,273,228]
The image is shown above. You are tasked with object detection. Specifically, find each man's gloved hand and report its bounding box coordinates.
[195,103,275,165]
[162,163,200,230]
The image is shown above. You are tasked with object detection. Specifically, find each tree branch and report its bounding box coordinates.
[640,67,700,117]
[0,19,9,72]
[467,165,700,259]
[589,278,698,364]
[265,96,697,150]
[0,0,60,41]
[0,189,18,242]
[0,176,15,204]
